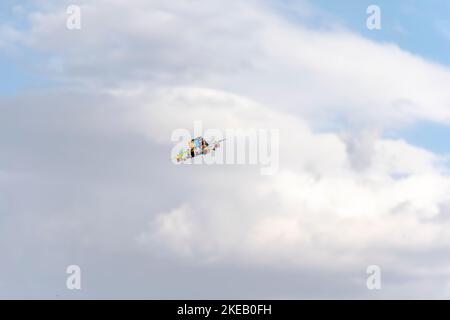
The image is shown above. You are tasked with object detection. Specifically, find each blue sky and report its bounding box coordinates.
[313,0,450,66]
[0,1,47,96]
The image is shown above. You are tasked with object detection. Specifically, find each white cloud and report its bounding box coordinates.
[2,0,450,298]
[137,203,196,257]
[120,86,450,279]
[7,0,450,128]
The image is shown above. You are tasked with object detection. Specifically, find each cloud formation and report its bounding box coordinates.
[2,0,450,298]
